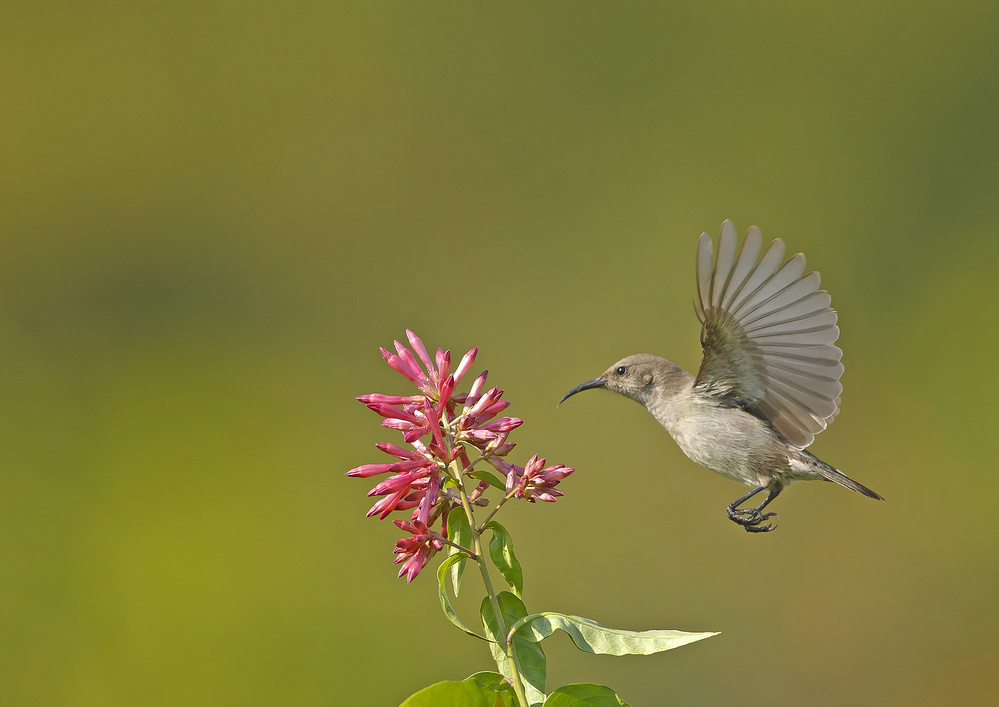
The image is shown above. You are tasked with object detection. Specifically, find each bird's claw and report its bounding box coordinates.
[727,506,779,532]
[743,513,778,533]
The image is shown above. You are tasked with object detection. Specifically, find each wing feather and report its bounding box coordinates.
[711,220,739,305]
[732,254,806,319]
[740,291,832,330]
[696,233,714,320]
[720,226,763,311]
[726,238,786,314]
[693,221,844,448]
[738,273,822,325]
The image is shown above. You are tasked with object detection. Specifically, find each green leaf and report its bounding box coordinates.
[447,507,472,596]
[485,521,524,598]
[437,554,487,641]
[468,469,506,491]
[465,672,518,705]
[512,612,718,656]
[481,591,547,707]
[542,683,631,707]
[399,676,514,706]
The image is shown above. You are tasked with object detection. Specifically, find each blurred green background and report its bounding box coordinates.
[2,1,998,705]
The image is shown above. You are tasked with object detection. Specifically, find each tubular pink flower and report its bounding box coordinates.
[422,397,446,452]
[479,417,524,433]
[347,463,397,478]
[468,370,488,399]
[415,471,441,525]
[488,441,517,458]
[379,418,423,437]
[453,347,478,384]
[406,330,438,385]
[357,393,425,406]
[367,488,409,519]
[463,429,497,442]
[380,347,424,388]
[366,402,422,424]
[488,456,517,478]
[437,375,456,409]
[347,459,431,478]
[434,347,451,384]
[375,442,426,461]
[402,426,431,444]
[368,469,430,497]
[480,400,510,418]
[395,340,434,392]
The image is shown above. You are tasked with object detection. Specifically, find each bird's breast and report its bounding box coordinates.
[649,396,787,487]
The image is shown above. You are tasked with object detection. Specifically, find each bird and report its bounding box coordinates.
[559,220,882,532]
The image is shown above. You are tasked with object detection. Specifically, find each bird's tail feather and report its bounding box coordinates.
[802,451,884,500]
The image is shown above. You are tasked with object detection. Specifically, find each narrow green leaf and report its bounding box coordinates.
[468,469,506,491]
[513,612,718,656]
[542,683,631,707]
[446,507,472,596]
[485,521,524,598]
[481,592,547,706]
[437,554,487,641]
[399,677,513,707]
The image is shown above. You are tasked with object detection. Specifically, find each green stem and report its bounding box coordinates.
[476,491,516,534]
[453,462,530,707]
[432,532,478,559]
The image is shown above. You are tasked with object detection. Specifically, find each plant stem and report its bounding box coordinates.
[453,462,530,707]
[476,491,516,533]
[432,532,478,559]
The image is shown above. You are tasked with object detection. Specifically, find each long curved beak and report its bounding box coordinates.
[558,377,607,406]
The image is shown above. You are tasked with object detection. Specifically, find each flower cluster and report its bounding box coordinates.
[348,330,573,581]
[491,454,574,503]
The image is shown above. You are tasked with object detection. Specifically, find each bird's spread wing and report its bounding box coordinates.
[692,220,844,449]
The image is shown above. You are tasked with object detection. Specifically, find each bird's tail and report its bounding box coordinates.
[801,450,884,500]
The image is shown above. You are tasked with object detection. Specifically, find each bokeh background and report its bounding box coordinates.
[2,2,998,705]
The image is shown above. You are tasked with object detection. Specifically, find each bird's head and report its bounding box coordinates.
[559,354,686,408]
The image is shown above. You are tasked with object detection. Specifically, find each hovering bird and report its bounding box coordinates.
[560,220,882,532]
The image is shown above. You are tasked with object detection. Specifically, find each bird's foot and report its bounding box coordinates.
[742,514,778,533]
[726,506,779,533]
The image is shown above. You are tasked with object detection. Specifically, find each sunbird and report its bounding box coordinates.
[561,220,882,532]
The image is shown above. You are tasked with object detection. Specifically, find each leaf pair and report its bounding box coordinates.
[482,590,718,706]
[401,674,632,707]
[447,508,522,598]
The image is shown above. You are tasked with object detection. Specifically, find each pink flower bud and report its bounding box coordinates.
[346,463,396,478]
[422,398,446,452]
[375,442,424,460]
[406,330,437,384]
[480,417,524,433]
[357,393,425,406]
[468,370,489,398]
[380,347,423,387]
[367,474,412,497]
[435,348,451,383]
[454,347,478,384]
[437,375,456,408]
[366,488,409,519]
[366,402,421,424]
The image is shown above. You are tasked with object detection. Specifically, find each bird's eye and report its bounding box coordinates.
[615,366,627,376]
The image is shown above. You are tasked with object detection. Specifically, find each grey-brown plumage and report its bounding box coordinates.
[560,220,882,532]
